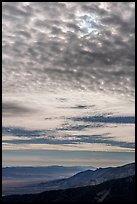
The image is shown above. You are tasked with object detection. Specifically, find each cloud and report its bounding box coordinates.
[2,2,135,97]
[70,115,135,124]
[58,105,95,109]
[57,124,102,131]
[2,127,52,137]
[2,126,135,150]
[2,102,37,117]
[2,3,135,159]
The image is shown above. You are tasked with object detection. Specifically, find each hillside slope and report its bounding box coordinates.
[3,175,135,203]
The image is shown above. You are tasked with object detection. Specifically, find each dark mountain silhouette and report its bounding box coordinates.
[3,175,135,203]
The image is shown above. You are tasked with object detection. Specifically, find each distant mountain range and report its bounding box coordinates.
[27,162,135,192]
[2,162,135,199]
[3,175,135,202]
[2,165,96,178]
[2,165,96,196]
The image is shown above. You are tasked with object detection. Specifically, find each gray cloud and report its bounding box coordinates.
[58,105,95,109]
[2,2,135,97]
[70,115,135,124]
[2,102,36,116]
[2,127,134,149]
[2,127,52,137]
[57,124,103,131]
[2,3,135,155]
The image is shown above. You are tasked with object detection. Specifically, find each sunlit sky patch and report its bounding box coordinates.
[2,2,135,167]
[77,14,100,37]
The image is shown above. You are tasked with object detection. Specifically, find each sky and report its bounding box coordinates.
[2,2,135,167]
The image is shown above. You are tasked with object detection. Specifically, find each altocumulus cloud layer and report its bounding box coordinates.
[2,2,135,165]
[2,2,135,96]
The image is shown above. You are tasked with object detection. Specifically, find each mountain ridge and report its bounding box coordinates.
[3,162,135,196]
[3,175,135,203]
[36,162,135,191]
